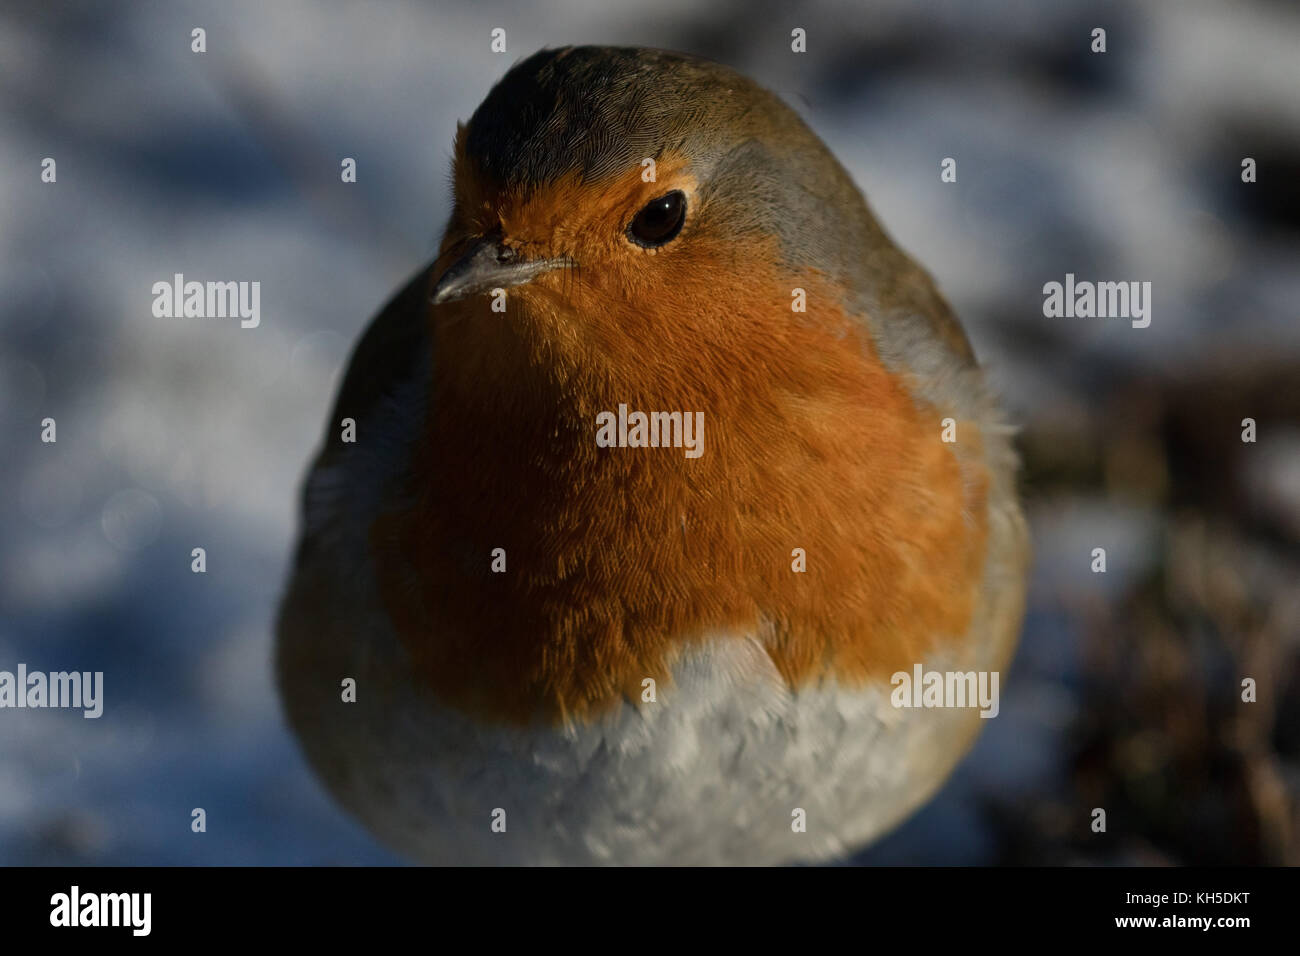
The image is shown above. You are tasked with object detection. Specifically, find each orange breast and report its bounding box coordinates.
[370,223,989,726]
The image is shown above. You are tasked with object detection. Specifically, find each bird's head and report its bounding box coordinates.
[429,46,972,381]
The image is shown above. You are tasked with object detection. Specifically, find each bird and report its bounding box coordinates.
[276,45,1029,865]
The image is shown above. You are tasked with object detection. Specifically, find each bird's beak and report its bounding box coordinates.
[429,234,567,305]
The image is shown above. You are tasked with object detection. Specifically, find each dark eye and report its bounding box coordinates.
[627,191,687,248]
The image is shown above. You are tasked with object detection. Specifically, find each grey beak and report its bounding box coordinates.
[430,235,567,305]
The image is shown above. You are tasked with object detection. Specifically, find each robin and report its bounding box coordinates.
[276,46,1029,865]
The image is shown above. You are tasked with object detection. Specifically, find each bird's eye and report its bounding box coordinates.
[627,191,687,248]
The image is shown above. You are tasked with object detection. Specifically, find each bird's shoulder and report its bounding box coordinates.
[324,263,435,460]
[291,262,436,567]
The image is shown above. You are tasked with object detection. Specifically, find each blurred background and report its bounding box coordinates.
[1,0,1297,865]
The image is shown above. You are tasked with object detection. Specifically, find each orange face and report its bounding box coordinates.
[370,142,991,727]
[440,143,716,352]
